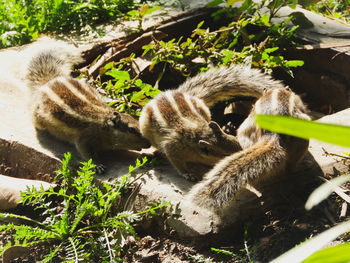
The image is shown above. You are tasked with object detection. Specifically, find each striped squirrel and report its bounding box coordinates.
[25,39,150,172]
[139,65,285,181]
[140,90,242,180]
[188,87,311,214]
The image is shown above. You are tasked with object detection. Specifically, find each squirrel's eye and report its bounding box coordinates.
[128,127,138,134]
[200,147,209,155]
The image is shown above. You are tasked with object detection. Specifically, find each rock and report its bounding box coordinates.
[0,60,64,181]
[0,174,55,210]
[2,246,31,263]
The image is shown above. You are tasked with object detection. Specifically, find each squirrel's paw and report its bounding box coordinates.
[181,173,198,182]
[93,164,106,175]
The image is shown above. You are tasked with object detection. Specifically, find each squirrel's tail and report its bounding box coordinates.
[177,65,285,108]
[24,38,83,87]
[188,135,287,211]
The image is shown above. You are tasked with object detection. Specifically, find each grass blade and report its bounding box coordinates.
[255,115,350,148]
[305,174,350,210]
[270,220,350,263]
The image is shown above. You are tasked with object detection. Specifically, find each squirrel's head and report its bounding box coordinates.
[173,121,242,180]
[107,111,151,151]
[197,121,241,159]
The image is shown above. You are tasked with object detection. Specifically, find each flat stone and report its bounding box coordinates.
[0,174,54,210]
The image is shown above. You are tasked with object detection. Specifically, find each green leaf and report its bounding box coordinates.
[127,10,138,16]
[240,0,253,11]
[221,49,234,64]
[255,115,350,148]
[271,221,350,263]
[305,174,350,210]
[143,6,162,15]
[72,3,96,12]
[130,91,145,102]
[134,79,143,87]
[303,242,350,263]
[197,21,205,29]
[260,13,270,26]
[211,247,237,257]
[284,60,304,67]
[227,0,242,6]
[106,69,130,82]
[263,47,279,54]
[206,0,224,7]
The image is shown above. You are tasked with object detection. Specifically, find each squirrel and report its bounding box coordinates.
[25,39,150,173]
[139,90,242,181]
[188,87,311,214]
[139,65,285,181]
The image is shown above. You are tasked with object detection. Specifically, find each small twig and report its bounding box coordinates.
[340,202,348,218]
[331,48,350,60]
[321,0,334,16]
[322,147,350,160]
[212,26,236,34]
[154,62,167,90]
[319,176,350,203]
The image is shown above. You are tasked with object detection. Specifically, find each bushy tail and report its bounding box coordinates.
[188,136,287,211]
[23,38,83,87]
[177,65,285,108]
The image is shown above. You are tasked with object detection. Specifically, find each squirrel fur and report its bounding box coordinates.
[139,65,284,180]
[188,87,310,214]
[140,90,242,181]
[25,39,150,172]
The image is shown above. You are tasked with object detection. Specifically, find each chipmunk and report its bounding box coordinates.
[139,90,242,180]
[139,65,285,180]
[25,39,150,172]
[188,87,311,214]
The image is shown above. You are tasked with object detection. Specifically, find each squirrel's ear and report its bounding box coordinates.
[209,121,224,136]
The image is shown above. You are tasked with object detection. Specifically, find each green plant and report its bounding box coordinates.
[124,4,162,32]
[98,57,161,116]
[142,0,305,79]
[211,229,255,263]
[0,153,169,262]
[307,0,350,23]
[0,0,136,48]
